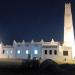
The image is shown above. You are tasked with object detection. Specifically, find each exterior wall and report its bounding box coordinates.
[13,43,30,59]
[24,43,31,59]
[0,40,72,64]
[30,43,42,60]
[3,46,14,58]
[56,45,72,63]
[13,42,42,60]
[0,47,8,58]
[42,44,60,61]
[62,46,72,62]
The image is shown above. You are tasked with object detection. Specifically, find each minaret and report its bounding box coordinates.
[64,3,75,59]
[64,3,74,46]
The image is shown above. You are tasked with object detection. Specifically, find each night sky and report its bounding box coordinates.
[0,0,75,44]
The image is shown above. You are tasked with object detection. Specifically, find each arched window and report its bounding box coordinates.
[34,50,38,54]
[45,50,47,54]
[49,50,52,55]
[54,50,57,55]
[3,50,5,54]
[26,50,29,54]
[17,50,21,54]
[63,51,68,56]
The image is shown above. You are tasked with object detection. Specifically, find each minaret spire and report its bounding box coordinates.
[64,3,75,59]
[64,3,74,47]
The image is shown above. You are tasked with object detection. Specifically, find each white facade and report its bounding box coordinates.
[0,3,74,64]
[0,38,72,64]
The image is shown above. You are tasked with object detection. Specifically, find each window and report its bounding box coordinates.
[54,50,57,55]
[3,50,5,54]
[7,51,8,54]
[63,51,68,56]
[17,50,21,54]
[10,50,12,54]
[0,44,2,48]
[49,50,52,55]
[34,50,38,54]
[45,50,47,54]
[26,50,29,54]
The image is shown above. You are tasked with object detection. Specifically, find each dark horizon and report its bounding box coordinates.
[0,0,75,44]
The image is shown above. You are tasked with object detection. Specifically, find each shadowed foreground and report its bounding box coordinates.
[0,60,75,75]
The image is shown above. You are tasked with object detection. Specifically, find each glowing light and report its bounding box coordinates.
[64,3,75,59]
[72,41,75,59]
[64,30,75,59]
[7,51,8,54]
[26,50,28,54]
[10,50,12,54]
[17,50,20,54]
[34,50,38,54]
[0,44,2,48]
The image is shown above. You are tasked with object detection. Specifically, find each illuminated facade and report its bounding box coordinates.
[64,3,75,60]
[0,3,74,64]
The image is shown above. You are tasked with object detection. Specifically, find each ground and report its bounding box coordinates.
[0,60,75,75]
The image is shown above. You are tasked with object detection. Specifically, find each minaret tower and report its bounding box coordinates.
[64,3,75,59]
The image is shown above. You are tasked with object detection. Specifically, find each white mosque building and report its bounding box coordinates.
[0,3,74,64]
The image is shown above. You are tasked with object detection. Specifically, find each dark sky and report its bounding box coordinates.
[0,0,75,44]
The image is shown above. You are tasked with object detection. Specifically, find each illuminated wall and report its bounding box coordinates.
[64,3,75,59]
[13,42,42,60]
